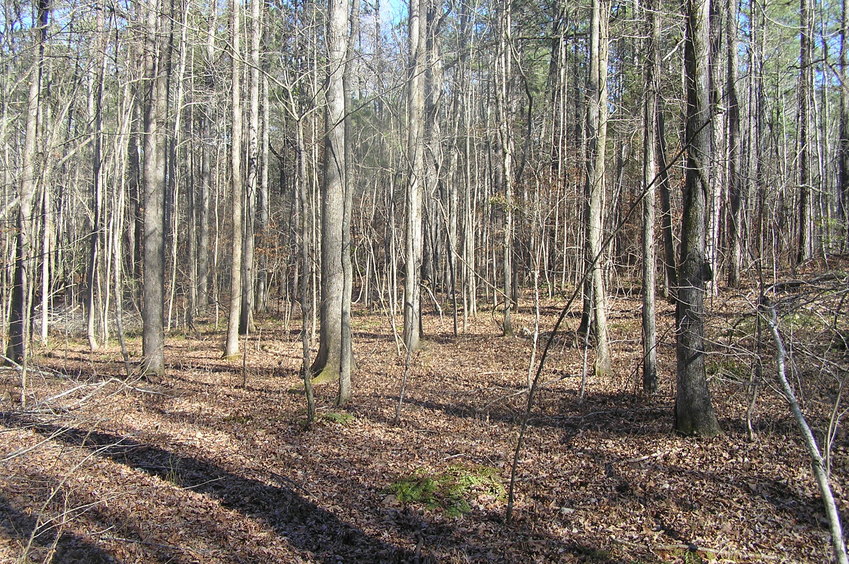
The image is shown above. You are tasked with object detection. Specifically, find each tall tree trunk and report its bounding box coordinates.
[676,0,722,436]
[240,0,262,335]
[497,1,515,337]
[798,0,813,263]
[86,5,107,351]
[339,0,360,405]
[726,0,743,286]
[311,0,349,386]
[839,0,849,247]
[642,0,659,395]
[197,1,216,310]
[404,0,426,353]
[8,0,48,377]
[224,0,243,357]
[257,75,270,312]
[142,0,168,377]
[584,0,611,377]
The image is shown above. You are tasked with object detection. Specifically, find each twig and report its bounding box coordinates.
[761,297,849,564]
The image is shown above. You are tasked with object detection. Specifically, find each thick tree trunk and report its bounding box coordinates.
[311,0,349,386]
[142,0,168,377]
[676,0,721,436]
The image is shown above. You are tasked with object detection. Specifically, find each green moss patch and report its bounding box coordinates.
[387,464,505,517]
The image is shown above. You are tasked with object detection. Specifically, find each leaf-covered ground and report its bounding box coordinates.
[1,281,846,563]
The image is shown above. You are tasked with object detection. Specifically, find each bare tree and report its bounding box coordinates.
[404,0,426,353]
[142,0,168,378]
[675,0,721,436]
[311,0,351,397]
[496,0,515,337]
[240,0,264,335]
[725,0,743,287]
[839,0,849,247]
[583,0,611,377]
[798,0,814,263]
[224,0,243,358]
[642,0,659,394]
[8,0,49,404]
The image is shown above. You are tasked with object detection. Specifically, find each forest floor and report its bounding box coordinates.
[1,270,847,563]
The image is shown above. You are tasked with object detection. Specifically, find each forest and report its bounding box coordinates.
[2,0,849,561]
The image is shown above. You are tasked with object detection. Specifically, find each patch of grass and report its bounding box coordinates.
[321,412,355,425]
[781,310,824,332]
[164,455,182,485]
[222,413,253,424]
[388,464,505,517]
[570,544,615,562]
[706,358,749,382]
[656,545,717,564]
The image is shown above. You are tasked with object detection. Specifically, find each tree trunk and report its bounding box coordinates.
[339,0,360,405]
[726,0,743,286]
[657,109,678,298]
[584,0,611,377]
[497,1,515,337]
[676,0,722,436]
[311,0,349,386]
[642,0,659,395]
[142,0,168,377]
[798,0,813,263]
[240,0,263,335]
[224,0,243,358]
[86,5,107,351]
[404,0,426,353]
[839,0,849,247]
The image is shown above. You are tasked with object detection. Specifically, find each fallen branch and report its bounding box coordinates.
[761,297,848,564]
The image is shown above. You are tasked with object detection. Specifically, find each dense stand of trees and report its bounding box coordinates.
[2,0,848,426]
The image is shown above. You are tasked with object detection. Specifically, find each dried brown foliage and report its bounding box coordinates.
[0,276,846,562]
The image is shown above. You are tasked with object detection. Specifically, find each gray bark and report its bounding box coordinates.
[642,0,659,395]
[584,0,611,376]
[675,0,721,436]
[404,0,426,353]
[224,0,243,357]
[142,0,167,377]
[798,0,813,263]
[311,0,349,386]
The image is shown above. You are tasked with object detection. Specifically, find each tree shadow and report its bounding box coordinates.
[392,390,673,440]
[0,493,115,563]
[0,412,418,563]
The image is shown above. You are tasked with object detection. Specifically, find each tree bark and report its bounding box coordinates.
[798,0,814,263]
[404,0,426,353]
[583,0,611,377]
[726,0,743,286]
[142,0,168,377]
[497,1,515,337]
[676,0,721,436]
[839,0,849,247]
[224,0,243,357]
[642,0,659,395]
[311,0,349,387]
[240,0,263,335]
